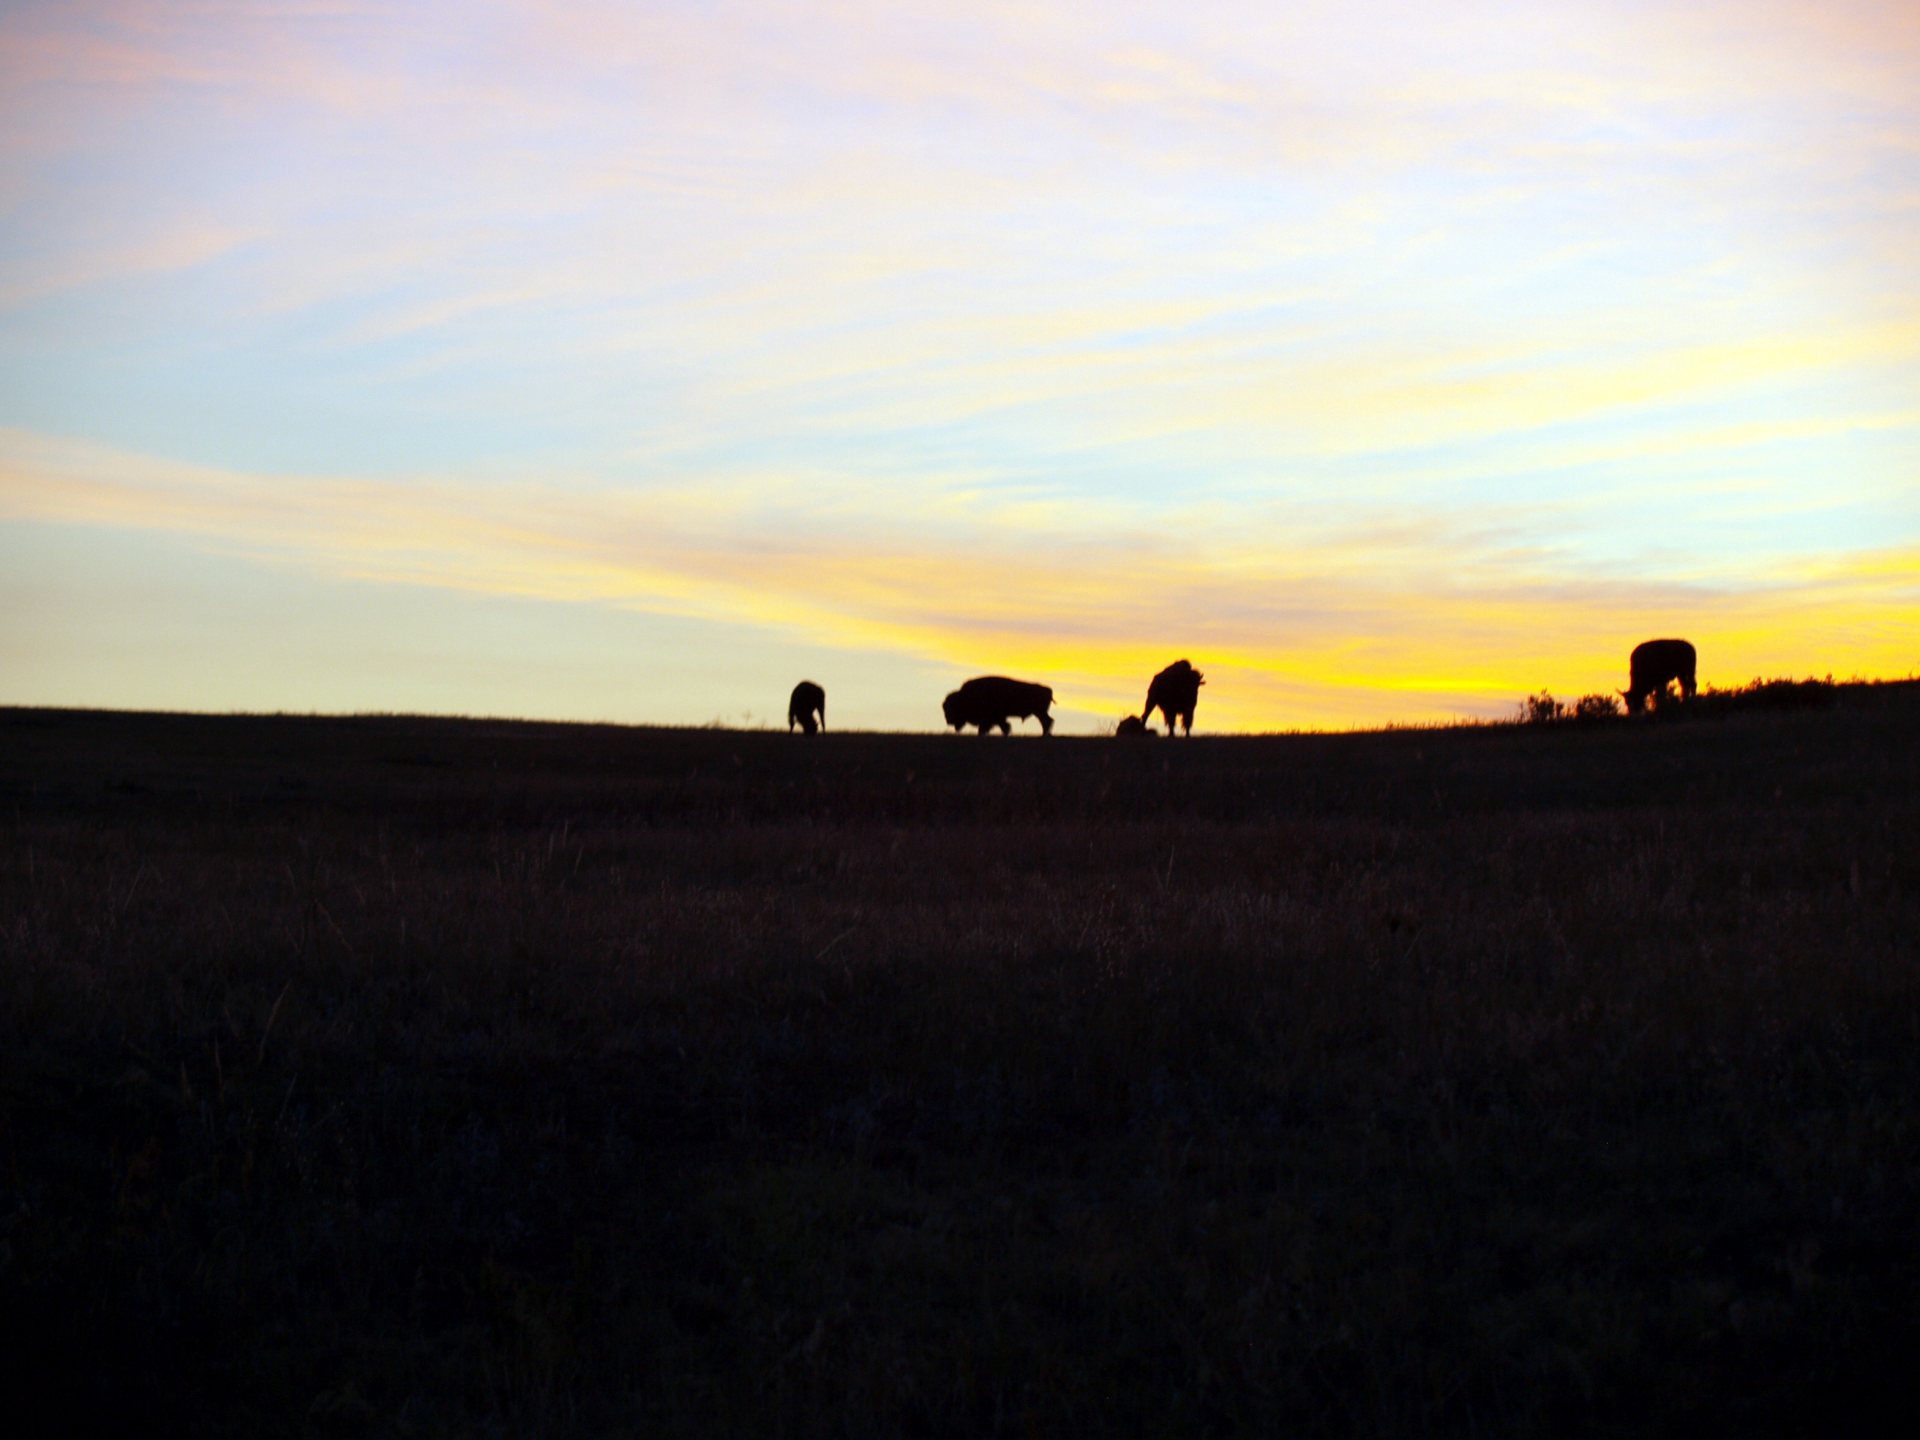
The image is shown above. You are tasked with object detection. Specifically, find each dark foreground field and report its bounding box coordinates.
[4,692,1918,1437]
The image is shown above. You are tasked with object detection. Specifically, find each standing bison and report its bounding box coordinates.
[942,676,1055,736]
[1143,659,1205,736]
[787,680,825,734]
[1622,639,1697,714]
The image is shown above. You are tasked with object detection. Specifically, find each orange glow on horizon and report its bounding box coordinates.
[6,429,1911,732]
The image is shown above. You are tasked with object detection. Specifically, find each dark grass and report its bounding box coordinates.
[4,686,1918,1436]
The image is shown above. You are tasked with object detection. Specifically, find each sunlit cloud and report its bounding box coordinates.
[5,428,1912,730]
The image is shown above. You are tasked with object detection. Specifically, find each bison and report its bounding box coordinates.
[1622,639,1697,714]
[942,676,1055,736]
[1143,659,1205,736]
[1115,714,1157,738]
[787,680,825,734]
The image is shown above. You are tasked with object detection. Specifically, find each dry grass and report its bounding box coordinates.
[3,689,1918,1436]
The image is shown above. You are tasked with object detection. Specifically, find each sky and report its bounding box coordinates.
[1,0,1915,733]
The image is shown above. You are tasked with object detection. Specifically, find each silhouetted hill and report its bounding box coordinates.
[3,683,1916,1437]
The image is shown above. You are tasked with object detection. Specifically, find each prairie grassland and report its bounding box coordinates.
[3,691,1917,1437]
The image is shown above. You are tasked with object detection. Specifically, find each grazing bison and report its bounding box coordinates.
[1622,639,1697,714]
[1116,714,1156,738]
[1143,659,1205,736]
[787,680,825,734]
[942,676,1055,736]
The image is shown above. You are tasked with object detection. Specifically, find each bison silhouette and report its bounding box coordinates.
[943,676,1055,736]
[1143,659,1205,736]
[1115,714,1156,738]
[1622,639,1696,714]
[787,680,825,734]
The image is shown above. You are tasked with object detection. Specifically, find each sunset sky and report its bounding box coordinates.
[2,0,1915,732]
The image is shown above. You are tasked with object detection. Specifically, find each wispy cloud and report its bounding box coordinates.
[0,221,266,309]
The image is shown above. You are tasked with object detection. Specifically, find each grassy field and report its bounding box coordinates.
[3,690,1917,1437]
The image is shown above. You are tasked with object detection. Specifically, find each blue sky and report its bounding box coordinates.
[3,0,1915,730]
